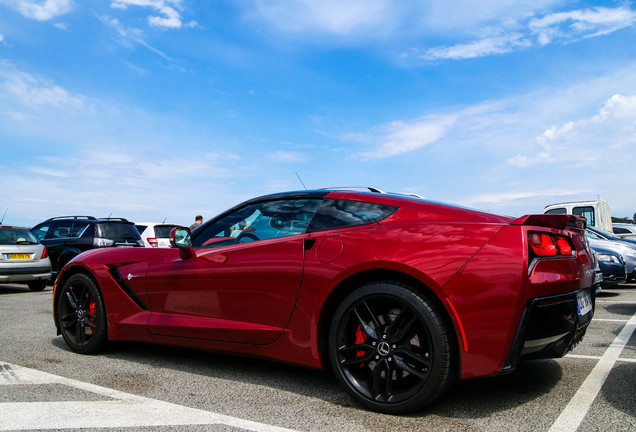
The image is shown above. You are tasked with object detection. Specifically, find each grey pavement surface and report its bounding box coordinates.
[0,282,634,431]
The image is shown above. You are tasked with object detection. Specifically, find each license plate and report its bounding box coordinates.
[5,253,31,260]
[577,290,593,316]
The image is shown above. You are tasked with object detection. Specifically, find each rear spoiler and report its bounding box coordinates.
[510,214,586,231]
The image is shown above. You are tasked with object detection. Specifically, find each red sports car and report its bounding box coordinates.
[53,189,595,413]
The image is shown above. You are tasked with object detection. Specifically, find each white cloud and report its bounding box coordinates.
[0,61,89,110]
[110,0,190,29]
[100,16,172,60]
[268,151,308,163]
[0,34,4,43]
[354,114,457,159]
[246,0,399,36]
[416,5,636,61]
[2,0,73,21]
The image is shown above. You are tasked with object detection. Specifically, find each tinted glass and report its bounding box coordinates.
[154,225,178,238]
[193,199,321,248]
[97,223,142,240]
[51,221,74,238]
[614,227,629,234]
[71,223,90,237]
[31,224,50,240]
[135,225,148,235]
[307,199,398,232]
[573,206,595,226]
[545,208,567,215]
[0,228,38,245]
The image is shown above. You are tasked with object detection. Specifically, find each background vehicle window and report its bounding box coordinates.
[97,223,141,240]
[192,199,321,248]
[573,206,595,226]
[135,225,148,235]
[0,228,38,245]
[71,223,90,237]
[31,224,50,240]
[51,221,74,238]
[545,208,567,215]
[154,225,179,238]
[614,227,629,234]
[307,199,398,232]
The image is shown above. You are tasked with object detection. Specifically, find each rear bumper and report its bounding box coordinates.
[502,287,594,373]
[0,266,52,282]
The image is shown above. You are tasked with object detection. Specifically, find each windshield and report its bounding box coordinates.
[0,228,39,245]
[96,223,142,240]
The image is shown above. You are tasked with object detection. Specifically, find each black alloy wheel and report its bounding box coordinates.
[329,281,455,414]
[57,273,108,354]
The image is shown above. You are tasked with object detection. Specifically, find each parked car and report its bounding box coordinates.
[543,196,613,231]
[591,246,626,287]
[53,189,595,414]
[612,223,636,240]
[0,225,51,291]
[31,216,144,275]
[135,222,181,248]
[586,229,636,281]
[588,226,636,246]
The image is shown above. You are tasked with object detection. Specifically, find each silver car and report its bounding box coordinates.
[0,226,52,291]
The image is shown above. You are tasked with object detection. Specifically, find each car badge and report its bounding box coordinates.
[127,273,137,281]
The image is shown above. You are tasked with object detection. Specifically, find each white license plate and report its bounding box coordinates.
[577,290,593,316]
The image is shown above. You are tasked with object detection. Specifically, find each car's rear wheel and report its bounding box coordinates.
[329,281,455,414]
[56,273,108,354]
[27,279,47,292]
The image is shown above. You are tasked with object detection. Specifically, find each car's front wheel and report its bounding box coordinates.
[56,273,108,354]
[329,281,455,414]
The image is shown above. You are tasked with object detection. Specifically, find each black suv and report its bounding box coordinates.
[31,216,144,275]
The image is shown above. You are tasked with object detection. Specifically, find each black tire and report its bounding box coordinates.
[329,281,455,414]
[27,279,47,292]
[56,273,108,354]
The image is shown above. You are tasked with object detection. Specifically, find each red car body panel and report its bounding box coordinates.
[54,190,595,381]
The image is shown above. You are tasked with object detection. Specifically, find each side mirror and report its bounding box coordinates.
[170,227,193,259]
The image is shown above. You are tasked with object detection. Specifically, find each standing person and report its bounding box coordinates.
[189,215,203,230]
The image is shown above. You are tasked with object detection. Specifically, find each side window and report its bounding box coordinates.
[50,221,74,239]
[31,223,51,240]
[573,206,595,227]
[614,227,629,234]
[71,223,90,237]
[307,199,399,232]
[192,199,321,248]
[545,208,566,215]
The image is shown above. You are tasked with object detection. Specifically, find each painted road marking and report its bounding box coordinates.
[0,363,299,432]
[549,311,636,432]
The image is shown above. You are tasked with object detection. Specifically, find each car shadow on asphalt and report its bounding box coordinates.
[50,337,564,418]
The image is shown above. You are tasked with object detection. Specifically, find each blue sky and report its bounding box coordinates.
[1,0,635,227]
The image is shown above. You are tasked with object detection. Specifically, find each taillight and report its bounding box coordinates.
[554,236,573,255]
[41,247,48,259]
[148,238,158,247]
[529,233,557,256]
[528,232,574,257]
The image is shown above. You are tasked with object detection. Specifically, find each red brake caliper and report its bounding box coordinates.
[355,325,367,368]
[88,300,96,334]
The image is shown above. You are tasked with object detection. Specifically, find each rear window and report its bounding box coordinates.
[154,225,179,238]
[573,206,595,226]
[308,199,398,232]
[97,223,141,240]
[0,228,39,245]
[545,208,566,215]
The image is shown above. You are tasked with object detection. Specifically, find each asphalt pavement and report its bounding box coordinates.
[1,282,634,432]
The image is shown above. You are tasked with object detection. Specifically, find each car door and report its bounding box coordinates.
[145,198,321,344]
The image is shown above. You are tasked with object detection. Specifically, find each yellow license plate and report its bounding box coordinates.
[6,253,31,259]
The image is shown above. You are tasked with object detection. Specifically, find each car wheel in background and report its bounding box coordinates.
[27,280,47,292]
[56,273,108,354]
[329,281,455,414]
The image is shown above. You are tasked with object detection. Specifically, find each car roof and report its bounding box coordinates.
[41,216,132,223]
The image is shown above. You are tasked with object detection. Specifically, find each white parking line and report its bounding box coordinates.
[0,363,300,432]
[549,311,636,432]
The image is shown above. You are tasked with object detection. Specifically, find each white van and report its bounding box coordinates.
[542,196,613,232]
